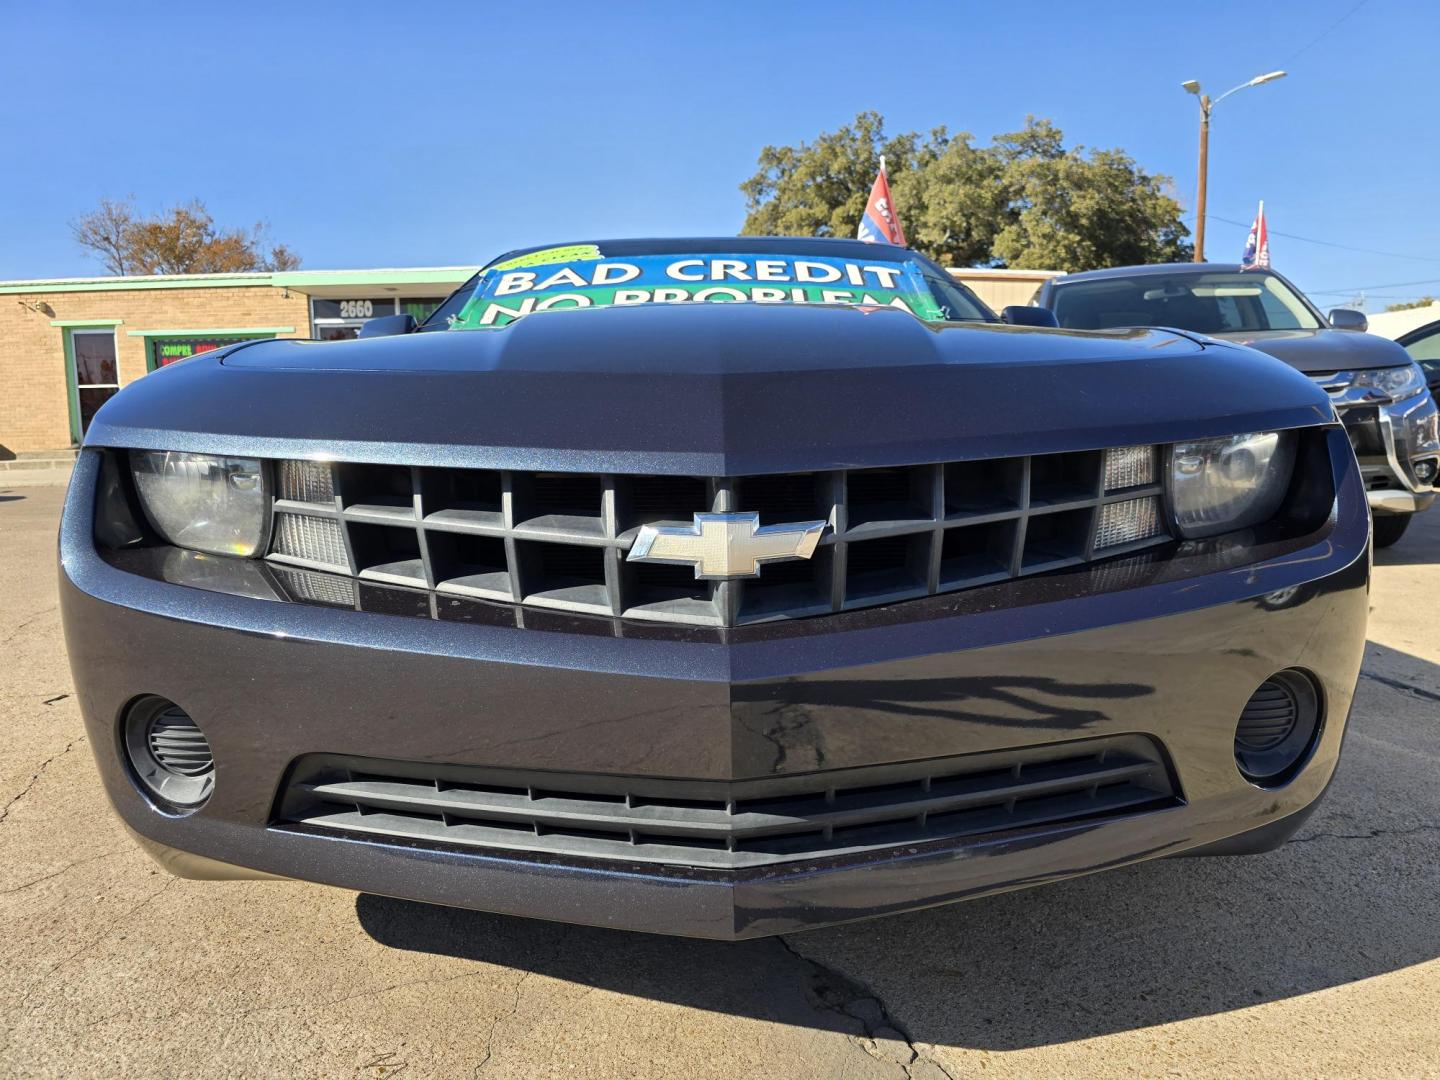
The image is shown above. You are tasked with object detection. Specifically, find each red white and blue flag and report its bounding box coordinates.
[1241,200,1270,270]
[857,158,907,246]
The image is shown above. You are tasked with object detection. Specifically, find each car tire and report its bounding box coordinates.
[1372,515,1411,548]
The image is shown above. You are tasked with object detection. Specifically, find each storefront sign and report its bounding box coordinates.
[311,298,396,321]
[150,337,245,368]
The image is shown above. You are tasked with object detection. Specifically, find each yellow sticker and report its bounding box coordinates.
[492,244,602,270]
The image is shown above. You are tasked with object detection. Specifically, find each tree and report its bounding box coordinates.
[70,197,138,276]
[739,112,930,242]
[739,113,1192,271]
[70,197,301,275]
[1385,296,1438,312]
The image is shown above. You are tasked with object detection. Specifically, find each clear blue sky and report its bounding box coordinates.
[3,0,1437,308]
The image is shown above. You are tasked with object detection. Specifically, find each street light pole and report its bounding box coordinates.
[1194,93,1211,263]
[1182,71,1286,262]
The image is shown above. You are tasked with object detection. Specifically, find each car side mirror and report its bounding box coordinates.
[357,313,417,339]
[1001,306,1059,328]
[1328,308,1368,332]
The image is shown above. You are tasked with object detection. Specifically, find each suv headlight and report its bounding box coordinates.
[131,451,271,556]
[1352,363,1426,403]
[1169,431,1295,538]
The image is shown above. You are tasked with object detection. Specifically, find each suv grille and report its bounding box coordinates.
[275,735,1180,870]
[1339,406,1386,458]
[266,449,1169,626]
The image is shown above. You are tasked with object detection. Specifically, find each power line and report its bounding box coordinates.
[1206,213,1440,263]
[1308,290,1435,299]
[1279,0,1372,66]
[1309,276,1440,295]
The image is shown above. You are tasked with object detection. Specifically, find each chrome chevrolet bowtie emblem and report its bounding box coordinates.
[628,512,827,579]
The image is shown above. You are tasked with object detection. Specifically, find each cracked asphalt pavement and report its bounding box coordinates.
[3,484,1438,1077]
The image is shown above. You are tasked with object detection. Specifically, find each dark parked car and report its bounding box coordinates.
[61,238,1369,940]
[1038,264,1439,547]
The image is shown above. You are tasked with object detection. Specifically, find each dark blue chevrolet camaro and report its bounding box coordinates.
[60,237,1368,939]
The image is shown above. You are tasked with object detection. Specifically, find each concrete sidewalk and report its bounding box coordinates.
[3,481,1438,1077]
[0,450,75,487]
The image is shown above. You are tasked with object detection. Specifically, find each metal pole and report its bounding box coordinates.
[1194,95,1210,262]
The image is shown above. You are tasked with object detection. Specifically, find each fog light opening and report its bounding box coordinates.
[1234,670,1322,786]
[1414,458,1438,487]
[122,696,215,809]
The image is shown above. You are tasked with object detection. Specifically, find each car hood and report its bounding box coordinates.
[87,302,1334,475]
[1209,327,1413,374]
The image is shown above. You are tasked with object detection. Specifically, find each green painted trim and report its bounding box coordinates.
[50,317,124,327]
[271,267,477,290]
[61,329,81,445]
[0,273,273,295]
[125,326,295,337]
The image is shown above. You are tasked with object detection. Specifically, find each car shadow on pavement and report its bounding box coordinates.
[1372,511,1440,566]
[355,639,1440,1053]
[0,494,25,502]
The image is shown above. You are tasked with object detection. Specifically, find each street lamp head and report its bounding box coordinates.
[1181,79,1202,94]
[1250,70,1287,86]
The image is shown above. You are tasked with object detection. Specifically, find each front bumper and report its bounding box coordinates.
[61,441,1371,939]
[1369,488,1435,514]
[1337,391,1439,515]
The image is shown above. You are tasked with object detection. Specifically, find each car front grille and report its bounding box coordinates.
[265,449,1170,626]
[1339,406,1386,458]
[274,735,1181,870]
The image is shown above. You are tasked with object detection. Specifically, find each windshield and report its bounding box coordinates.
[436,244,993,330]
[1049,270,1323,333]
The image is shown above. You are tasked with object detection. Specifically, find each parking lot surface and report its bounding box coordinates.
[3,483,1438,1078]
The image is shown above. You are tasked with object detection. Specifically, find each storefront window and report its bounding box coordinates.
[401,298,447,322]
[309,297,449,339]
[310,298,396,340]
[69,329,119,439]
[148,336,254,370]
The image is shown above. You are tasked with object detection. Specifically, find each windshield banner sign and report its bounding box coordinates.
[450,252,944,329]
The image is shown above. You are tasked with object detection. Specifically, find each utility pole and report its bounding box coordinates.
[1182,72,1287,263]
[1194,94,1211,262]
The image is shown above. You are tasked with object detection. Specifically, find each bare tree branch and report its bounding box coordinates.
[69,197,137,276]
[69,198,301,275]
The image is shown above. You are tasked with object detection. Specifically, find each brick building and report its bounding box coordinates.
[0,264,1055,460]
[0,268,475,457]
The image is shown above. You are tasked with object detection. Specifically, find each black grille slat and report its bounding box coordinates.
[513,472,605,538]
[148,707,214,777]
[844,533,930,602]
[1029,451,1103,507]
[734,472,831,525]
[265,450,1170,627]
[301,757,1160,842]
[945,458,1024,517]
[1340,408,1386,458]
[277,735,1180,869]
[619,475,710,532]
[1236,679,1300,750]
[517,540,609,611]
[338,463,417,517]
[1021,508,1094,570]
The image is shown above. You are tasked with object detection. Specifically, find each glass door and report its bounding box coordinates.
[67,329,120,441]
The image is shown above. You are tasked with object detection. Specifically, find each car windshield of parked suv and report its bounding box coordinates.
[1049,270,1324,333]
[436,243,993,330]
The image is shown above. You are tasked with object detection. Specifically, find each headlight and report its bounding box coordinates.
[131,451,271,556]
[1351,363,1426,402]
[1169,431,1295,538]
